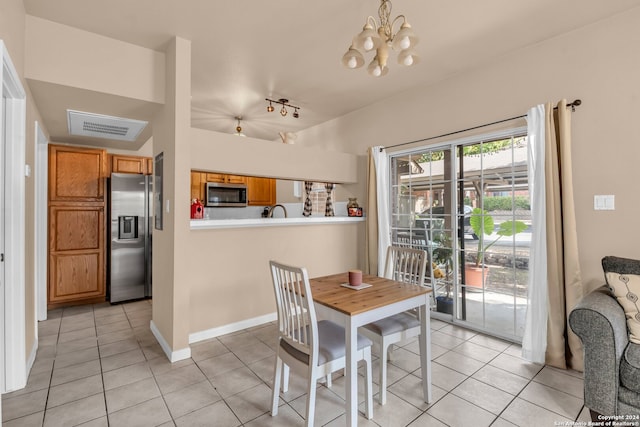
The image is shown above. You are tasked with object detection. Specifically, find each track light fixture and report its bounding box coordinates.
[342,0,419,77]
[265,98,300,119]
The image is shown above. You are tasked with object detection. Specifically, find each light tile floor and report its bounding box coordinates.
[2,299,591,426]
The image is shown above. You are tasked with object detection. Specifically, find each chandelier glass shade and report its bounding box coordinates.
[342,0,419,77]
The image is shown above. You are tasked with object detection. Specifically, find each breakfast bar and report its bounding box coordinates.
[190,215,364,230]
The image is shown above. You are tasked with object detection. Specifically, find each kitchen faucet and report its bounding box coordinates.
[267,204,288,218]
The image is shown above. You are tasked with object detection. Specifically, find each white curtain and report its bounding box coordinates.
[373,147,391,276]
[522,104,548,363]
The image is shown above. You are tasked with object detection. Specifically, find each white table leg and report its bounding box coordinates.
[346,317,358,427]
[419,299,432,403]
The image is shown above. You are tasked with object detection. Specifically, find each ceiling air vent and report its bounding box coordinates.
[67,110,148,142]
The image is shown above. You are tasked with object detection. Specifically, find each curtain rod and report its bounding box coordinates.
[380,99,582,152]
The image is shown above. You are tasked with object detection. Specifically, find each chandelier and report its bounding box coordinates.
[265,98,300,118]
[342,0,419,77]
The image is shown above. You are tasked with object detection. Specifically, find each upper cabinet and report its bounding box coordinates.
[110,154,152,175]
[204,173,246,185]
[246,176,276,206]
[191,171,276,206]
[191,171,205,201]
[49,145,107,203]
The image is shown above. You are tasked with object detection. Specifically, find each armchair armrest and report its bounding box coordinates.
[569,286,629,415]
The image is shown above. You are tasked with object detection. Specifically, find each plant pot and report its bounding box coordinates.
[464,265,489,289]
[436,296,453,314]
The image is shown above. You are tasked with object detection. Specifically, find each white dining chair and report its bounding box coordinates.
[269,260,374,426]
[360,246,428,404]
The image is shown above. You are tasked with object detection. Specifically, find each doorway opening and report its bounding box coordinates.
[389,127,530,342]
[1,41,27,393]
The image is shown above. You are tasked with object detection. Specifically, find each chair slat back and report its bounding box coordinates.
[269,261,318,358]
[385,246,428,287]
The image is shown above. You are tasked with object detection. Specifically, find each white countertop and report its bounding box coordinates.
[190,216,365,229]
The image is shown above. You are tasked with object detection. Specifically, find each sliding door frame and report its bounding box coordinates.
[388,126,528,341]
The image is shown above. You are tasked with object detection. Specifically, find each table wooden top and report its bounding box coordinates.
[309,273,431,316]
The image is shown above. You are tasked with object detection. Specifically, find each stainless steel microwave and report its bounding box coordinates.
[204,182,247,207]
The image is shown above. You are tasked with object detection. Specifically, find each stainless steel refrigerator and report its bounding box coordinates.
[109,173,152,303]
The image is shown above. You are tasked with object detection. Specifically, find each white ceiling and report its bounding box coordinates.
[23,0,640,146]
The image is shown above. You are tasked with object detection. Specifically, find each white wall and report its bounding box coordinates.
[24,16,164,104]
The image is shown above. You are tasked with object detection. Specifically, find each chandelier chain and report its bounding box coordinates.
[378,0,392,39]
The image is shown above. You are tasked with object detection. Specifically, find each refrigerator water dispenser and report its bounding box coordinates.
[118,216,139,240]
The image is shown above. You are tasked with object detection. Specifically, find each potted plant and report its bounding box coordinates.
[432,234,454,313]
[466,208,527,288]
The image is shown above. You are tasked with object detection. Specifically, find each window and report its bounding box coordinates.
[308,182,333,215]
[389,128,529,341]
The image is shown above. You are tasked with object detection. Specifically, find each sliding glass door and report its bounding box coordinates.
[389,129,530,341]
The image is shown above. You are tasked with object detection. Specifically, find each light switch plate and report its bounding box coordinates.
[594,195,615,210]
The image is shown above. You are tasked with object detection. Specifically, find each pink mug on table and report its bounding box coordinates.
[348,270,362,286]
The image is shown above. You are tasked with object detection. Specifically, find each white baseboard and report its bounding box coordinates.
[149,320,191,363]
[26,338,37,377]
[149,313,276,361]
[189,312,277,344]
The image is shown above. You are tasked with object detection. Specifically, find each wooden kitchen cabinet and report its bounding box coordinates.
[203,172,224,183]
[191,171,205,202]
[48,205,105,304]
[48,144,107,307]
[204,173,246,184]
[190,171,276,206]
[247,176,276,206]
[111,154,150,175]
[226,174,246,184]
[49,145,107,202]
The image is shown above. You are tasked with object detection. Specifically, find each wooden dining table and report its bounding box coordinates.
[309,272,433,427]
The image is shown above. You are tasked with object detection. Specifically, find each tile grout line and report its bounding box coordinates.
[486,353,586,426]
[396,331,564,427]
[190,340,246,426]
[38,308,63,426]
[426,333,508,427]
[109,301,175,426]
[482,341,536,427]
[93,304,112,427]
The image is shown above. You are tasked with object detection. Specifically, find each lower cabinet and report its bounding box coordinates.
[48,205,105,304]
